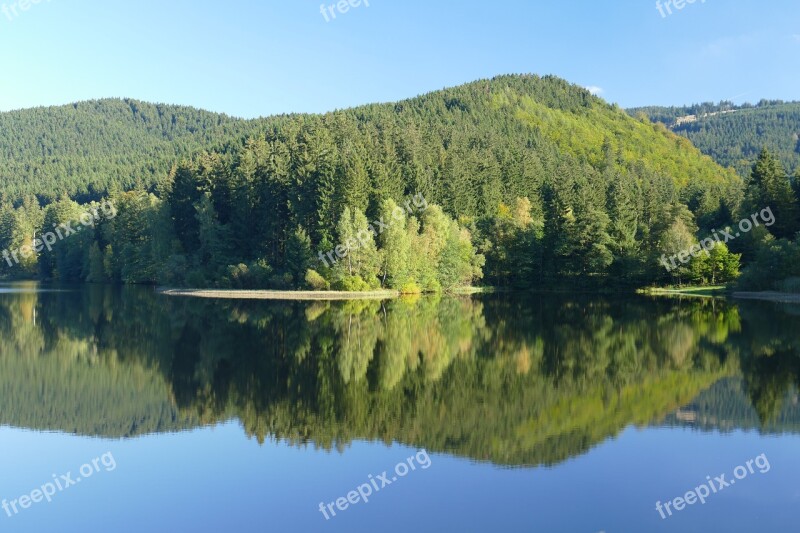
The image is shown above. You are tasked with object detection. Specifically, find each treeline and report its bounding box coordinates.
[629,100,800,178]
[1,75,754,290]
[628,99,790,126]
[648,147,800,290]
[628,98,800,291]
[736,149,800,291]
[0,99,270,202]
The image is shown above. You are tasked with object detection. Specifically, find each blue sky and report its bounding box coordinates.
[0,0,797,118]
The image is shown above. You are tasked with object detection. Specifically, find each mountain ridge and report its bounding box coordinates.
[0,74,738,204]
[628,100,800,178]
[0,74,755,289]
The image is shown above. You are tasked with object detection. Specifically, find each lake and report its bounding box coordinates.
[0,284,798,532]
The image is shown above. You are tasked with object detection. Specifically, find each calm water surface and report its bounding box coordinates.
[1,284,799,532]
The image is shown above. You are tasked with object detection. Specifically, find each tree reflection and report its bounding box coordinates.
[0,287,798,466]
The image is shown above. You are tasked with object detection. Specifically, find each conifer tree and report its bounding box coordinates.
[747,149,799,239]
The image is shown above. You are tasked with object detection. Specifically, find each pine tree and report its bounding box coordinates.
[334,207,356,279]
[167,163,204,254]
[747,149,799,239]
[41,196,84,280]
[558,177,614,278]
[86,242,106,283]
[793,168,800,219]
[337,143,370,214]
[606,171,641,280]
[194,192,232,278]
[103,244,116,281]
[285,226,313,285]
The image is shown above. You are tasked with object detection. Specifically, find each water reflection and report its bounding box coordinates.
[0,286,798,467]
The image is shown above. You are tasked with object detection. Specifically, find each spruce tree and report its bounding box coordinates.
[747,149,799,239]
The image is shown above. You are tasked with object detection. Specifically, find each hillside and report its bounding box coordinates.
[0,75,749,289]
[0,99,268,202]
[628,100,800,178]
[0,76,738,206]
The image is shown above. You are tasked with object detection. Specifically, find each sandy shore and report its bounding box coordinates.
[732,291,800,303]
[638,286,727,299]
[157,288,400,301]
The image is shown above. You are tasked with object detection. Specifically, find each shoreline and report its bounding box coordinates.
[637,286,728,299]
[732,291,800,304]
[157,288,401,301]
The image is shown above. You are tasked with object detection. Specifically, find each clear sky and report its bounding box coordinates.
[0,0,797,118]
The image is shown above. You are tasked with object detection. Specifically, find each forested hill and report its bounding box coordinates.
[628,100,800,178]
[0,99,268,202]
[2,75,749,290]
[1,75,738,206]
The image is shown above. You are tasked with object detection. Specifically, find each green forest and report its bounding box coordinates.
[629,100,800,177]
[1,75,799,291]
[0,99,270,202]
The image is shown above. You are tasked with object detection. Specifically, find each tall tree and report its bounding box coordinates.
[377,199,413,290]
[746,149,799,239]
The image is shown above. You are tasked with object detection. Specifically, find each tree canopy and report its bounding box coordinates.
[0,75,755,290]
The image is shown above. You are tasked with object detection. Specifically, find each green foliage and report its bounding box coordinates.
[285,227,313,283]
[377,199,412,289]
[220,259,272,289]
[305,269,329,291]
[481,198,543,287]
[629,100,800,178]
[437,222,484,290]
[739,239,800,290]
[85,242,106,283]
[330,207,381,289]
[744,149,800,239]
[332,275,371,292]
[691,243,741,285]
[778,277,800,294]
[731,149,800,291]
[0,99,270,202]
[0,75,766,290]
[399,282,422,294]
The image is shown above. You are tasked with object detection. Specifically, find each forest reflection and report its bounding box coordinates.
[1,285,799,467]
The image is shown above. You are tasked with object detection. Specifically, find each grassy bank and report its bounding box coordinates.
[637,286,729,298]
[158,288,401,301]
